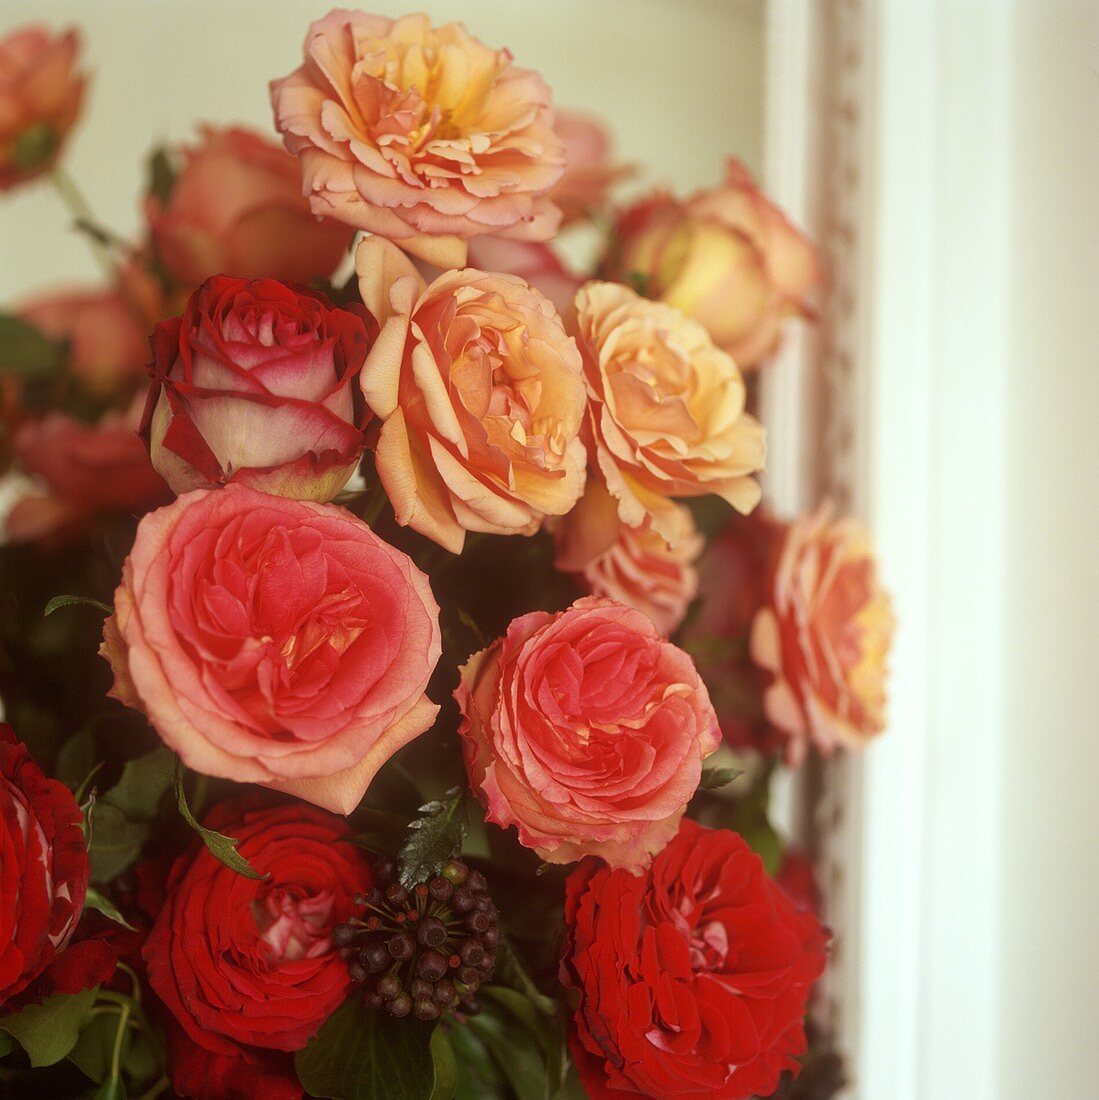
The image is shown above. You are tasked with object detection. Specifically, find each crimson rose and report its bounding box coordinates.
[0,724,91,1007]
[560,819,828,1099]
[143,799,373,1089]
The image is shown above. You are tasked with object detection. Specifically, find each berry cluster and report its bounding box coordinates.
[333,857,499,1022]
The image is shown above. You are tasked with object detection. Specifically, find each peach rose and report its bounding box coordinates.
[269,11,565,267]
[144,126,353,290]
[19,286,148,396]
[750,503,894,763]
[100,485,441,814]
[456,596,720,871]
[465,237,584,320]
[555,480,703,636]
[144,275,373,503]
[603,160,822,369]
[575,280,765,544]
[550,110,631,227]
[0,25,85,191]
[356,236,587,553]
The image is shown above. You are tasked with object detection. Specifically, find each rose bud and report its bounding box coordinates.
[0,25,86,192]
[602,160,823,370]
[270,10,565,267]
[750,502,895,764]
[144,275,374,503]
[550,109,633,227]
[144,125,353,290]
[561,819,828,1100]
[0,725,91,1008]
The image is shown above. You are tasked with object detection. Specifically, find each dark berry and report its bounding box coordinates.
[387,993,412,1018]
[377,972,402,1000]
[387,932,415,961]
[416,949,449,982]
[417,916,448,948]
[451,887,475,913]
[413,997,441,1021]
[459,940,486,967]
[442,860,468,886]
[428,876,453,903]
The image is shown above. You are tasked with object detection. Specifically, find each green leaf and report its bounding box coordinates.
[0,986,100,1067]
[295,998,437,1100]
[84,887,137,931]
[105,747,174,822]
[68,1011,117,1084]
[95,1075,128,1100]
[146,146,176,207]
[494,937,556,1017]
[0,1029,14,1058]
[89,802,150,883]
[480,987,565,1098]
[44,594,112,617]
[698,765,744,791]
[56,728,99,792]
[461,1000,548,1100]
[429,1025,459,1100]
[398,789,468,890]
[0,313,67,380]
[174,761,265,880]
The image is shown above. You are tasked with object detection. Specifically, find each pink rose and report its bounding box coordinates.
[603,161,823,370]
[750,502,894,764]
[270,11,565,267]
[144,126,353,290]
[551,110,632,227]
[555,480,703,636]
[0,25,85,191]
[100,485,441,814]
[20,286,148,397]
[357,237,587,552]
[456,597,720,871]
[144,275,373,503]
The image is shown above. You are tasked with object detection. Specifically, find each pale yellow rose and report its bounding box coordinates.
[357,237,587,553]
[575,280,765,545]
[750,502,894,764]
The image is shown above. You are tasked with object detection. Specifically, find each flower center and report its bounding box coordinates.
[252,887,336,963]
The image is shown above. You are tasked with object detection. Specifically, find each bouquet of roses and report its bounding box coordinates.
[0,10,893,1100]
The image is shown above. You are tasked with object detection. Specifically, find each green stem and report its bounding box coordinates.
[117,960,142,1005]
[50,166,113,277]
[108,997,132,1083]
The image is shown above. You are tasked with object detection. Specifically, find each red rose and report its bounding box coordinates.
[145,276,374,502]
[561,819,828,1100]
[143,800,372,1071]
[0,724,91,1008]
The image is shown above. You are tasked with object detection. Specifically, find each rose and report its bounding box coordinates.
[20,286,148,396]
[456,596,720,871]
[0,25,85,191]
[270,10,565,267]
[555,480,703,636]
[576,280,765,544]
[143,799,372,1081]
[144,126,353,290]
[5,397,170,544]
[0,724,91,1007]
[144,275,374,502]
[551,110,631,227]
[749,502,894,764]
[357,237,587,552]
[100,485,441,814]
[602,161,823,370]
[465,237,584,320]
[560,819,829,1100]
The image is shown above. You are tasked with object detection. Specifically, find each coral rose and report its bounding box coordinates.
[456,596,720,871]
[19,286,148,396]
[0,724,91,1007]
[576,280,765,544]
[100,485,441,814]
[143,799,372,1087]
[750,502,894,764]
[551,109,631,227]
[0,25,85,191]
[145,126,353,290]
[560,819,828,1100]
[555,480,703,636]
[270,10,565,267]
[357,236,587,552]
[144,275,373,502]
[603,161,822,369]
[465,236,584,320]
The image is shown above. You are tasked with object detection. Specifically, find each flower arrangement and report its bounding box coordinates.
[0,11,892,1100]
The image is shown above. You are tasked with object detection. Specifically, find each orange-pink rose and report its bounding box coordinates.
[575,280,765,544]
[555,480,703,636]
[144,126,353,290]
[269,11,565,267]
[750,503,894,763]
[603,160,822,369]
[465,237,584,320]
[357,237,587,553]
[550,110,631,227]
[456,596,720,871]
[100,485,441,814]
[0,25,85,191]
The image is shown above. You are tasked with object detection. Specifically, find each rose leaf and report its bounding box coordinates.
[698,765,745,791]
[428,1025,458,1100]
[397,788,469,890]
[83,887,137,932]
[43,594,112,617]
[0,313,67,380]
[0,986,100,1067]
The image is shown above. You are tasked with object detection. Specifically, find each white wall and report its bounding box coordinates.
[0,0,764,298]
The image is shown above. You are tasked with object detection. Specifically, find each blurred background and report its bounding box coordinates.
[1,1,1096,1099]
